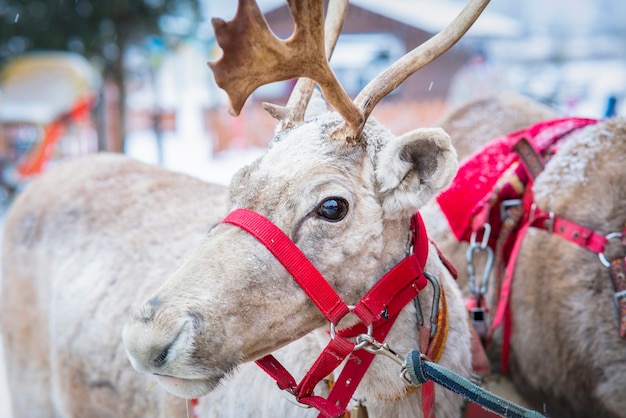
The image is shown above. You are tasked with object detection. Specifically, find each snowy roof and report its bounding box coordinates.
[259,0,523,38]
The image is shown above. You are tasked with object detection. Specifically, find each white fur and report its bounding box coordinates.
[2,115,471,418]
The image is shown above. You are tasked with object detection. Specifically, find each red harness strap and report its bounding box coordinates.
[438,117,606,375]
[489,121,626,374]
[223,208,351,325]
[437,117,599,245]
[222,208,431,418]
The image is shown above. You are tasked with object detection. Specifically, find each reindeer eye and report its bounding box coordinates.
[316,197,348,222]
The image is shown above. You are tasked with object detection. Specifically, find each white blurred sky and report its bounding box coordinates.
[201,0,626,38]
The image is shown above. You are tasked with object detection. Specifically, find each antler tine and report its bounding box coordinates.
[337,0,490,139]
[263,0,349,131]
[209,0,362,135]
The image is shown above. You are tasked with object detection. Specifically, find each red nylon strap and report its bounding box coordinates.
[325,319,394,417]
[222,209,431,417]
[353,213,429,324]
[316,214,431,417]
[255,339,355,418]
[492,189,612,373]
[529,207,608,253]
[255,355,297,390]
[491,220,528,374]
[295,337,355,398]
[222,208,350,325]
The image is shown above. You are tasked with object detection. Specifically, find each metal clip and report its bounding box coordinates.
[470,223,491,249]
[413,272,441,339]
[466,225,495,302]
[599,231,624,268]
[355,334,414,386]
[544,210,555,233]
[424,272,441,338]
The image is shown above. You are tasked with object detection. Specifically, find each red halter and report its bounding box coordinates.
[222,208,430,418]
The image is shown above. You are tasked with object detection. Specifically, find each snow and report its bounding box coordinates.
[204,0,523,39]
[351,0,523,38]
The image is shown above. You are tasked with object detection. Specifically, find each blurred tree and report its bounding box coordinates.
[0,0,201,152]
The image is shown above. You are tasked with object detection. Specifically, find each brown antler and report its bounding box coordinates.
[262,0,349,131]
[209,0,362,134]
[345,0,491,138]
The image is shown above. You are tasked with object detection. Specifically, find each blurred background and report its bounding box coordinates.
[0,1,625,416]
[0,0,625,198]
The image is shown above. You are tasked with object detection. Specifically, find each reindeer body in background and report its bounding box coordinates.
[2,0,494,417]
[423,93,626,418]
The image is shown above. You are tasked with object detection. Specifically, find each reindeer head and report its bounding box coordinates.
[123,0,487,400]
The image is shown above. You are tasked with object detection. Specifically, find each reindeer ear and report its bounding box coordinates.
[376,128,458,217]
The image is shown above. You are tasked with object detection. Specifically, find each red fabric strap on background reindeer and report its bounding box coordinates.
[437,117,602,374]
[223,208,431,418]
[437,117,598,245]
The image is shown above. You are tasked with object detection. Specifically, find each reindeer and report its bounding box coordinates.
[1,154,229,417]
[422,93,626,418]
[1,0,498,417]
[421,93,561,288]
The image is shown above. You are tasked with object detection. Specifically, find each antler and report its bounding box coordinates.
[209,0,490,143]
[209,0,362,134]
[347,0,491,137]
[262,0,349,131]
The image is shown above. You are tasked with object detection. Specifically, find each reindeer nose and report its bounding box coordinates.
[151,343,171,368]
[122,314,193,374]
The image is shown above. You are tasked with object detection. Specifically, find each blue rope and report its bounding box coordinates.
[405,350,545,418]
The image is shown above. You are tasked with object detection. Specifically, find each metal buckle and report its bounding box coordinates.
[529,203,555,232]
[599,231,624,268]
[500,199,522,222]
[281,391,313,409]
[329,305,374,350]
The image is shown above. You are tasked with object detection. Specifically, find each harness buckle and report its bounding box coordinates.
[281,391,313,409]
[329,305,374,349]
[529,203,555,233]
[499,199,522,222]
[599,231,624,268]
[544,211,556,233]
